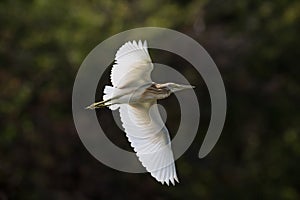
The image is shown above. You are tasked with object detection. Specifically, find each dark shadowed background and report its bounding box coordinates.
[1,0,300,199]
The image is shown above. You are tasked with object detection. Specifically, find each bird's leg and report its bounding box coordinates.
[85,98,115,109]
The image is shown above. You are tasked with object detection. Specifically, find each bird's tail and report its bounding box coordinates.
[102,86,120,110]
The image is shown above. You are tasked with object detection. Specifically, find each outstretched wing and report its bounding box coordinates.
[111,40,153,88]
[119,102,179,185]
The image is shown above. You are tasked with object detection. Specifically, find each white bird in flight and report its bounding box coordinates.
[87,40,194,185]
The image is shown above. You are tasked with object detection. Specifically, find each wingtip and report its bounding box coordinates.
[143,40,147,47]
[174,176,179,183]
[170,177,175,186]
[133,40,138,46]
[159,177,179,186]
[138,40,143,48]
[129,39,147,48]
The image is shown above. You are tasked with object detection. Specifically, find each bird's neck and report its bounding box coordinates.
[144,83,172,100]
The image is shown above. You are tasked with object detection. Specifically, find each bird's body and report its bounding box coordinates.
[87,40,194,185]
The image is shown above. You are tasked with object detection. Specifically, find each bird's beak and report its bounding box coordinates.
[175,84,195,92]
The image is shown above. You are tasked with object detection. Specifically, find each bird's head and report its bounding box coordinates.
[164,83,195,93]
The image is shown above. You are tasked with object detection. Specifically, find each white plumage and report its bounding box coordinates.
[87,40,195,185]
[111,40,153,88]
[112,40,178,185]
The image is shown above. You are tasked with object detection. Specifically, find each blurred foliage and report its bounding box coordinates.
[0,0,300,199]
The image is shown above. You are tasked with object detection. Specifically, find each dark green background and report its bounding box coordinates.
[1,0,299,199]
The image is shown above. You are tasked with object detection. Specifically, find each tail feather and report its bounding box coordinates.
[103,86,120,110]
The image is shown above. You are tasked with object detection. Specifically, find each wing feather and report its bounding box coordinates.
[119,103,179,185]
[111,40,153,88]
